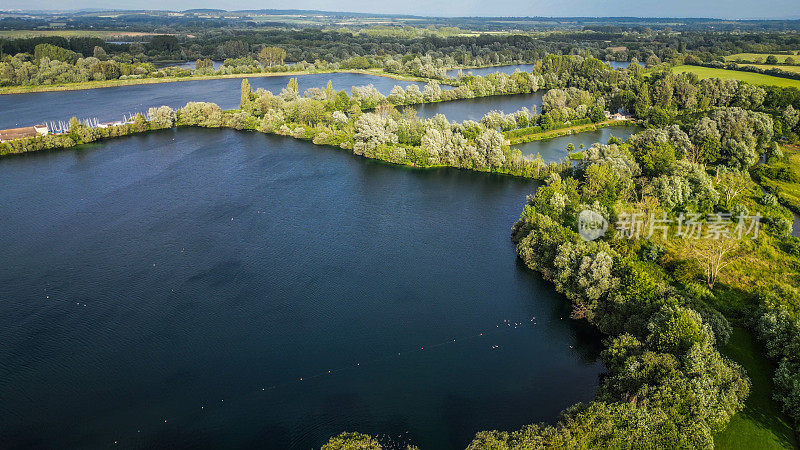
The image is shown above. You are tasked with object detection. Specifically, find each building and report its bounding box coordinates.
[604,110,631,121]
[0,125,49,143]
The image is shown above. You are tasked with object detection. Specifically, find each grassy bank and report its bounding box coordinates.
[0,68,435,95]
[671,65,800,89]
[505,119,630,145]
[755,146,800,213]
[715,328,799,449]
[745,65,800,75]
[724,53,800,64]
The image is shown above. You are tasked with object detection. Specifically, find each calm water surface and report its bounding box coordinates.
[154,61,225,70]
[0,76,545,133]
[0,73,430,129]
[514,124,643,161]
[603,60,645,70]
[446,65,534,78]
[0,129,604,449]
[413,93,543,122]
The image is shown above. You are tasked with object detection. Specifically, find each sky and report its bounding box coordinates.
[6,0,800,19]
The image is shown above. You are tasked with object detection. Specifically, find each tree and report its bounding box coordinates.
[179,102,222,127]
[90,61,121,80]
[150,35,180,52]
[217,40,249,59]
[422,80,442,102]
[147,106,176,129]
[353,113,398,157]
[281,78,299,101]
[783,105,799,131]
[240,79,252,109]
[646,305,710,354]
[387,85,405,104]
[715,167,749,209]
[322,432,382,450]
[258,46,286,67]
[475,129,506,169]
[34,43,79,64]
[633,84,651,118]
[766,55,779,65]
[645,54,661,67]
[195,58,214,71]
[683,238,742,290]
[690,117,722,164]
[590,106,606,123]
[92,46,107,60]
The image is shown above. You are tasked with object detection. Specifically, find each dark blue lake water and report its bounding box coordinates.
[0,128,604,449]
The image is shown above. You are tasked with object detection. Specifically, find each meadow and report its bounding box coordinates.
[671,65,800,89]
[0,30,169,39]
[744,64,800,74]
[724,52,800,64]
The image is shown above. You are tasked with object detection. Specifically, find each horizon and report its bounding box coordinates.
[2,2,799,21]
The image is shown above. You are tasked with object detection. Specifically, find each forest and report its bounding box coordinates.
[2,17,800,90]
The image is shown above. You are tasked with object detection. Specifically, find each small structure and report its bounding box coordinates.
[97,120,126,128]
[0,125,48,142]
[604,110,631,121]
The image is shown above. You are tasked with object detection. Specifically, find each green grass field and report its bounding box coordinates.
[725,53,800,64]
[758,146,800,212]
[671,65,800,89]
[745,65,800,74]
[0,30,172,39]
[715,328,799,449]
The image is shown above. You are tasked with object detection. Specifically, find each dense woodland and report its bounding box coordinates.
[2,15,800,448]
[2,21,800,88]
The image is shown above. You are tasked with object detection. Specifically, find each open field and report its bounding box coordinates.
[0,30,173,39]
[725,52,800,63]
[671,65,800,89]
[756,146,800,213]
[715,328,799,450]
[742,64,800,74]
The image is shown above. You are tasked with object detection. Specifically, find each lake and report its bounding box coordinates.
[413,92,544,122]
[446,65,535,78]
[514,124,644,161]
[0,129,604,449]
[604,60,645,70]
[154,60,226,70]
[445,62,642,76]
[0,75,545,133]
[0,73,433,129]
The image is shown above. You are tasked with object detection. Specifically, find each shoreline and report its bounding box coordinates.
[0,69,440,96]
[506,119,636,145]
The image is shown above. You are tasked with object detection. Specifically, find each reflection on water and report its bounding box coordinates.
[0,73,432,129]
[153,60,225,70]
[446,65,535,78]
[412,92,544,122]
[604,60,645,69]
[513,125,643,162]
